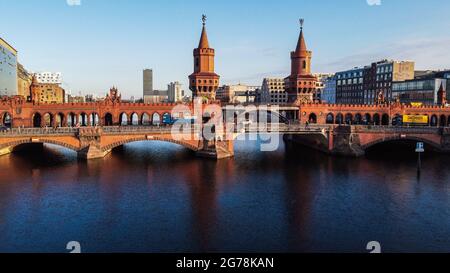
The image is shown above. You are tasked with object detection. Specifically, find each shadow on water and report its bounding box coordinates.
[10,143,77,168]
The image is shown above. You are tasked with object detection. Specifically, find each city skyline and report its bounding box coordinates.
[1,0,450,98]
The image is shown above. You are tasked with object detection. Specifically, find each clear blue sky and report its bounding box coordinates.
[1,0,450,99]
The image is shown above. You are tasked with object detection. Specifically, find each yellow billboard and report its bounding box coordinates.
[403,115,429,124]
[410,102,423,107]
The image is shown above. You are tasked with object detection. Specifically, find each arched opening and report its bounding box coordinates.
[2,112,12,128]
[152,113,161,126]
[43,113,53,127]
[308,113,317,124]
[335,113,343,125]
[90,113,99,126]
[440,115,446,127]
[392,114,402,126]
[326,113,334,124]
[431,115,438,127]
[55,113,64,127]
[373,114,381,125]
[79,113,88,127]
[33,113,42,128]
[131,113,140,126]
[120,113,129,126]
[354,114,362,125]
[141,113,151,126]
[345,113,353,125]
[366,139,439,157]
[67,113,77,127]
[104,113,113,126]
[162,113,172,125]
[364,113,372,125]
[381,114,390,126]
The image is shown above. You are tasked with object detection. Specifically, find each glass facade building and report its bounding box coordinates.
[392,78,447,105]
[0,38,18,96]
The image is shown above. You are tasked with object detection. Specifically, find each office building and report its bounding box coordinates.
[31,75,65,104]
[392,70,450,105]
[0,37,18,96]
[143,69,153,97]
[261,78,287,104]
[17,63,32,100]
[336,60,415,104]
[321,75,337,104]
[168,81,183,103]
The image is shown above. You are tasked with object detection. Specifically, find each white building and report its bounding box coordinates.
[261,78,287,104]
[34,72,62,84]
[216,84,260,104]
[144,90,168,104]
[168,81,183,103]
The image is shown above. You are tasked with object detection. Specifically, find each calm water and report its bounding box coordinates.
[1,136,450,253]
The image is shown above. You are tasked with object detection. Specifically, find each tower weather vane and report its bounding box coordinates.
[202,14,207,25]
[300,18,304,30]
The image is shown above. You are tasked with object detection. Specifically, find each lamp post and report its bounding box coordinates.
[416,142,424,176]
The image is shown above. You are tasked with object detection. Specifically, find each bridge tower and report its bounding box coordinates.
[438,83,447,106]
[285,19,318,104]
[189,15,220,102]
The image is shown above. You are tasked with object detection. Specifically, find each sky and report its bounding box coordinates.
[1,0,450,99]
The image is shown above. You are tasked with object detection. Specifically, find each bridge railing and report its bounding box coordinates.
[351,125,442,133]
[0,127,79,136]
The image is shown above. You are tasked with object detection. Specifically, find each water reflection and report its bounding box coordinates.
[1,137,450,252]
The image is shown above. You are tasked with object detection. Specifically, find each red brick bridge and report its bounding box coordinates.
[2,95,450,158]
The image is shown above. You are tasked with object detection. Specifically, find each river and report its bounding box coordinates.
[0,135,450,253]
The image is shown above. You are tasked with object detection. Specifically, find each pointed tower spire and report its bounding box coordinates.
[198,14,210,48]
[438,82,447,105]
[295,18,307,54]
[285,18,317,104]
[189,15,220,101]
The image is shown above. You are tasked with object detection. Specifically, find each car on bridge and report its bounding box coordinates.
[0,126,10,132]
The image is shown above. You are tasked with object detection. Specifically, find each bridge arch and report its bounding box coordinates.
[43,113,54,127]
[326,113,334,124]
[373,114,380,125]
[101,137,199,153]
[78,113,89,127]
[0,139,80,153]
[308,113,317,124]
[67,113,77,127]
[104,113,113,126]
[355,113,363,125]
[362,136,442,151]
[141,113,151,126]
[439,115,446,127]
[335,113,343,124]
[1,112,12,128]
[89,113,100,126]
[152,112,161,125]
[55,113,65,127]
[119,112,129,126]
[364,113,371,125]
[130,113,140,126]
[381,114,389,126]
[431,115,438,127]
[345,113,353,125]
[32,112,42,128]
